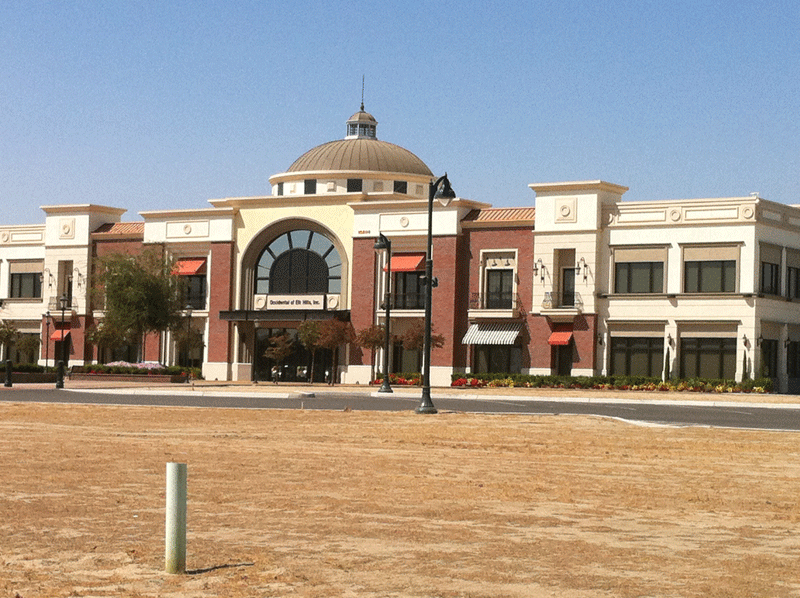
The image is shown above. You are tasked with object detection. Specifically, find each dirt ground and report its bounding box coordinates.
[1,399,799,597]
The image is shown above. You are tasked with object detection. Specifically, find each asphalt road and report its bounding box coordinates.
[2,387,800,431]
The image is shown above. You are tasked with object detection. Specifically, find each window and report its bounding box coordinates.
[680,338,737,380]
[392,341,421,373]
[255,229,342,295]
[788,266,800,299]
[474,345,521,374]
[304,179,316,194]
[485,269,514,309]
[761,339,779,379]
[761,261,780,295]
[183,275,206,310]
[393,180,407,194]
[610,338,664,377]
[277,182,284,196]
[615,262,664,293]
[393,271,424,309]
[10,273,42,299]
[684,261,736,293]
[788,341,800,378]
[347,178,363,193]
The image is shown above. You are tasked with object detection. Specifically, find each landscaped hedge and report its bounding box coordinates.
[450,373,773,394]
[71,364,203,379]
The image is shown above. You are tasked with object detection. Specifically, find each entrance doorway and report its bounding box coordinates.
[254,327,332,383]
[555,343,573,376]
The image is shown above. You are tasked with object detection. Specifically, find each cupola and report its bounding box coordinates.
[345,103,378,139]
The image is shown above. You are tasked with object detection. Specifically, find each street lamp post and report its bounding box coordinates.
[418,173,456,414]
[44,311,50,370]
[185,305,192,382]
[374,233,393,394]
[55,294,68,389]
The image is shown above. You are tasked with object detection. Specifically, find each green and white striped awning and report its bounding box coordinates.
[462,322,522,345]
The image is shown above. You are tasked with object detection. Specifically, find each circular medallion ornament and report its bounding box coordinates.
[400,216,409,228]
[560,204,571,217]
[0,232,8,243]
[670,209,681,222]
[742,206,754,219]
[61,222,72,236]
[183,224,192,235]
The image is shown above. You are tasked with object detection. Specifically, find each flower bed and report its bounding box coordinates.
[372,373,421,386]
[451,374,773,394]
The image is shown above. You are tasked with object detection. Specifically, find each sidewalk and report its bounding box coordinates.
[12,378,799,409]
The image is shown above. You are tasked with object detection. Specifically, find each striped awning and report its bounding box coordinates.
[462,322,522,345]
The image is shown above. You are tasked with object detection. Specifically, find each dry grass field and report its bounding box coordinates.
[1,400,799,597]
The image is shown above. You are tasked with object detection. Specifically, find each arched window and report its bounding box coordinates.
[255,229,342,295]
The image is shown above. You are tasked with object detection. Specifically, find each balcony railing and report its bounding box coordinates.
[388,293,425,310]
[542,291,583,310]
[469,292,521,311]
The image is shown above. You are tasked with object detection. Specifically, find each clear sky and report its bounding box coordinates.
[2,0,798,225]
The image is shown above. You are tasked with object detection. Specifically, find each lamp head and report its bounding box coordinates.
[434,173,456,207]
[373,233,391,252]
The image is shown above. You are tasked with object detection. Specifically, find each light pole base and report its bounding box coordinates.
[415,390,437,414]
[377,379,393,394]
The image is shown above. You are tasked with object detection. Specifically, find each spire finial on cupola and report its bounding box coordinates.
[346,79,378,140]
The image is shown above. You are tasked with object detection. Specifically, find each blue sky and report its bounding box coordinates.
[2,0,798,225]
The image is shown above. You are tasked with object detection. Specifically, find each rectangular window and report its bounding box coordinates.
[760,339,779,379]
[393,272,425,309]
[277,182,284,196]
[788,341,800,378]
[393,180,407,194]
[788,267,800,299]
[485,269,514,309]
[609,338,664,377]
[680,338,737,380]
[183,275,207,310]
[304,179,316,194]
[474,345,521,374]
[10,273,42,298]
[761,262,781,295]
[684,260,736,293]
[347,178,363,192]
[614,262,664,293]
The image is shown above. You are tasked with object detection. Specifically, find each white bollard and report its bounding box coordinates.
[165,462,187,574]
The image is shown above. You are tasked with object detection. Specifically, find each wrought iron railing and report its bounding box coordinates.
[469,292,521,311]
[542,291,583,310]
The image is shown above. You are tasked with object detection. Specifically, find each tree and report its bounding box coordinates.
[356,324,387,383]
[94,248,183,362]
[297,320,322,383]
[400,318,445,352]
[0,321,20,362]
[317,319,355,385]
[263,333,294,382]
[172,321,204,367]
[15,334,41,364]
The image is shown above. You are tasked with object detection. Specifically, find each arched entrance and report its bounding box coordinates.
[224,221,350,382]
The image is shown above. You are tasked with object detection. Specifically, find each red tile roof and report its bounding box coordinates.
[92,222,144,236]
[463,207,536,224]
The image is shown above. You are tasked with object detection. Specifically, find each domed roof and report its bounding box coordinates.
[287,138,433,176]
[284,106,433,177]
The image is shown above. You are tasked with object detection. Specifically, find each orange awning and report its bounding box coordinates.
[50,330,71,341]
[384,253,425,272]
[548,331,573,345]
[174,259,207,276]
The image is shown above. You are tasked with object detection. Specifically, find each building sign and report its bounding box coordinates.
[266,295,325,310]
